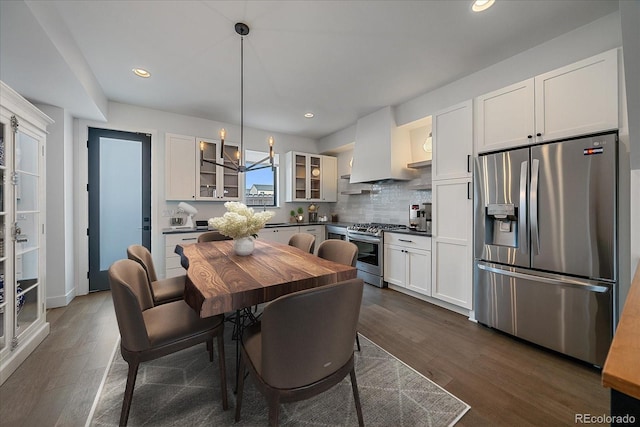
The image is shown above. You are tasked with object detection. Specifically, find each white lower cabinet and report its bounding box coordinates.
[257,226,299,245]
[298,225,325,252]
[384,233,431,296]
[431,178,473,309]
[165,232,201,278]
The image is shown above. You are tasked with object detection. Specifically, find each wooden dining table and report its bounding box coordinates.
[175,239,358,318]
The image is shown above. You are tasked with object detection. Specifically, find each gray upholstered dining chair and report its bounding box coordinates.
[288,232,316,254]
[316,239,358,267]
[127,244,184,305]
[197,230,232,243]
[108,259,228,426]
[235,278,365,427]
[316,239,361,351]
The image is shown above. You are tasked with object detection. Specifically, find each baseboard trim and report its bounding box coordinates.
[46,288,76,308]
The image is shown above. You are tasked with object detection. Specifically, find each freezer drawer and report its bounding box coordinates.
[475,262,612,366]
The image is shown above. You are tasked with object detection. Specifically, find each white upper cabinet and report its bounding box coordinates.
[475,80,535,153]
[432,100,473,181]
[320,155,337,202]
[475,48,618,153]
[534,49,618,143]
[285,152,337,202]
[165,133,196,200]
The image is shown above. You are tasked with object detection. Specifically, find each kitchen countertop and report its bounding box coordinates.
[162,222,344,234]
[602,261,640,400]
[385,228,432,237]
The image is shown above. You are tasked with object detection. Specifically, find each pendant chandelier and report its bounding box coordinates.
[201,22,274,173]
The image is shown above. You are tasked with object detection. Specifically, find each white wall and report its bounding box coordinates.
[394,11,623,127]
[320,8,638,304]
[632,170,640,278]
[619,0,640,290]
[37,103,75,308]
[620,0,640,169]
[74,102,319,294]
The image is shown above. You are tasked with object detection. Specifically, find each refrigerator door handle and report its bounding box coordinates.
[476,263,610,293]
[530,158,540,254]
[519,160,528,253]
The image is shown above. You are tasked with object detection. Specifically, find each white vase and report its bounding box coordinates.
[233,236,255,256]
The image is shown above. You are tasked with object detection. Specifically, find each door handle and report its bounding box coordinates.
[467,155,471,173]
[467,181,472,200]
[530,159,540,255]
[519,160,528,254]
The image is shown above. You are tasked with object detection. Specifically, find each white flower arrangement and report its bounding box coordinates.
[208,201,275,239]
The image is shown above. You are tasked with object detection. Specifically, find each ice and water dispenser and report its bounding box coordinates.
[485,203,518,247]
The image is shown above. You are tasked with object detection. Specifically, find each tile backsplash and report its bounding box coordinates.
[327,175,432,225]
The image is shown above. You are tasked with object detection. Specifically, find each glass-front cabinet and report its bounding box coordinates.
[0,81,51,385]
[196,138,241,200]
[0,120,6,356]
[285,151,338,202]
[15,130,42,337]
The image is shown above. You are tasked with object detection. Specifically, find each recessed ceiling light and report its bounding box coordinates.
[304,112,314,118]
[472,0,495,12]
[132,68,151,78]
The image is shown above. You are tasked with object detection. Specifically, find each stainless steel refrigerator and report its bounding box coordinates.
[474,132,618,366]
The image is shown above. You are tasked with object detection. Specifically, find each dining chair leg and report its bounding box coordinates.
[234,309,241,393]
[120,360,140,427]
[234,355,246,422]
[350,367,365,427]
[355,333,361,352]
[268,395,281,427]
[207,338,213,362]
[217,332,228,410]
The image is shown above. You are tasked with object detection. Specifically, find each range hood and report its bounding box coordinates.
[350,106,416,183]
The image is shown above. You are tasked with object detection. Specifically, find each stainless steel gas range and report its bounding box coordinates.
[346,223,406,287]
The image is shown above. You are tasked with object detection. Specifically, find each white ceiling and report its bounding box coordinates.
[0,0,619,139]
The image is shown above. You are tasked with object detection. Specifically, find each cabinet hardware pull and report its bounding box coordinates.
[527,135,533,139]
[536,132,542,137]
[467,182,472,200]
[467,155,471,173]
[182,238,197,241]
[399,239,413,243]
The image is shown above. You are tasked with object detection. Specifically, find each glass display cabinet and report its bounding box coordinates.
[0,81,51,385]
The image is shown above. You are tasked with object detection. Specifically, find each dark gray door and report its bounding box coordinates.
[88,128,151,292]
[530,132,617,280]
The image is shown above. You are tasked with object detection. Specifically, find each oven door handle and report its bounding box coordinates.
[347,233,381,243]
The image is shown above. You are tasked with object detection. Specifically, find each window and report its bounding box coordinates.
[244,150,279,207]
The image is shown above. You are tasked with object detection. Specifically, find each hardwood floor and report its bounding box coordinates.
[0,285,609,426]
[358,285,609,426]
[0,291,119,427]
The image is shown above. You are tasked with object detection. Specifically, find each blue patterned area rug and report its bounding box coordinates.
[89,329,469,426]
